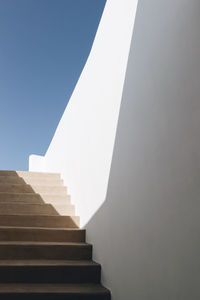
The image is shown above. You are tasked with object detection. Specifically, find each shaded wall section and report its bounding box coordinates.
[86,0,200,299]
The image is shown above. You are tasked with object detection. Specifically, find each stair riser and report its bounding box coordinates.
[0,204,60,216]
[42,198,71,205]
[0,177,63,186]
[0,185,67,194]
[0,198,43,205]
[0,216,80,228]
[0,229,85,242]
[0,200,72,207]
[0,204,75,216]
[0,266,100,283]
[0,294,111,300]
[0,245,92,260]
[0,171,60,180]
[0,194,71,205]
[53,205,75,216]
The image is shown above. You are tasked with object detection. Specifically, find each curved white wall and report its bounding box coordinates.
[29,0,139,227]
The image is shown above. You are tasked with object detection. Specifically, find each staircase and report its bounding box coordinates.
[0,170,111,299]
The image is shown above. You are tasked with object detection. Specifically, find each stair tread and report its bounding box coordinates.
[0,193,69,198]
[0,226,85,242]
[0,215,80,228]
[0,193,71,201]
[0,203,53,206]
[0,260,99,266]
[0,183,66,188]
[0,214,77,217]
[0,176,60,179]
[0,171,60,176]
[0,283,109,294]
[0,226,83,231]
[0,184,67,195]
[0,241,90,246]
[0,176,62,180]
[0,177,64,187]
[0,202,73,207]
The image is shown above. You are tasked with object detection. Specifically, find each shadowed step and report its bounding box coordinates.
[0,283,111,299]
[0,215,80,228]
[0,260,100,283]
[0,241,92,260]
[0,227,85,242]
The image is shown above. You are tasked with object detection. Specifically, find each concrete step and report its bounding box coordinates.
[0,184,67,194]
[0,203,75,216]
[0,241,92,260]
[41,195,71,205]
[0,226,85,242]
[53,204,75,216]
[0,260,100,283]
[0,215,80,228]
[0,171,60,180]
[0,203,60,216]
[0,176,63,186]
[0,193,71,205]
[0,193,44,204]
[0,283,111,299]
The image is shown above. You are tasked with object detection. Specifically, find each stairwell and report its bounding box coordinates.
[0,170,111,299]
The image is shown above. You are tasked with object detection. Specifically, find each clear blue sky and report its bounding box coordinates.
[0,0,106,171]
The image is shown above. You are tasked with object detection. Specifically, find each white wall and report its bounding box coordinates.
[29,0,138,227]
[30,0,200,299]
[86,0,200,299]
[29,154,45,172]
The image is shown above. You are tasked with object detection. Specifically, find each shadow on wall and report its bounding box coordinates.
[85,178,200,300]
[84,1,200,299]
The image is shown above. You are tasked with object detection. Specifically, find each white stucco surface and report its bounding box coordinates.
[29,154,46,172]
